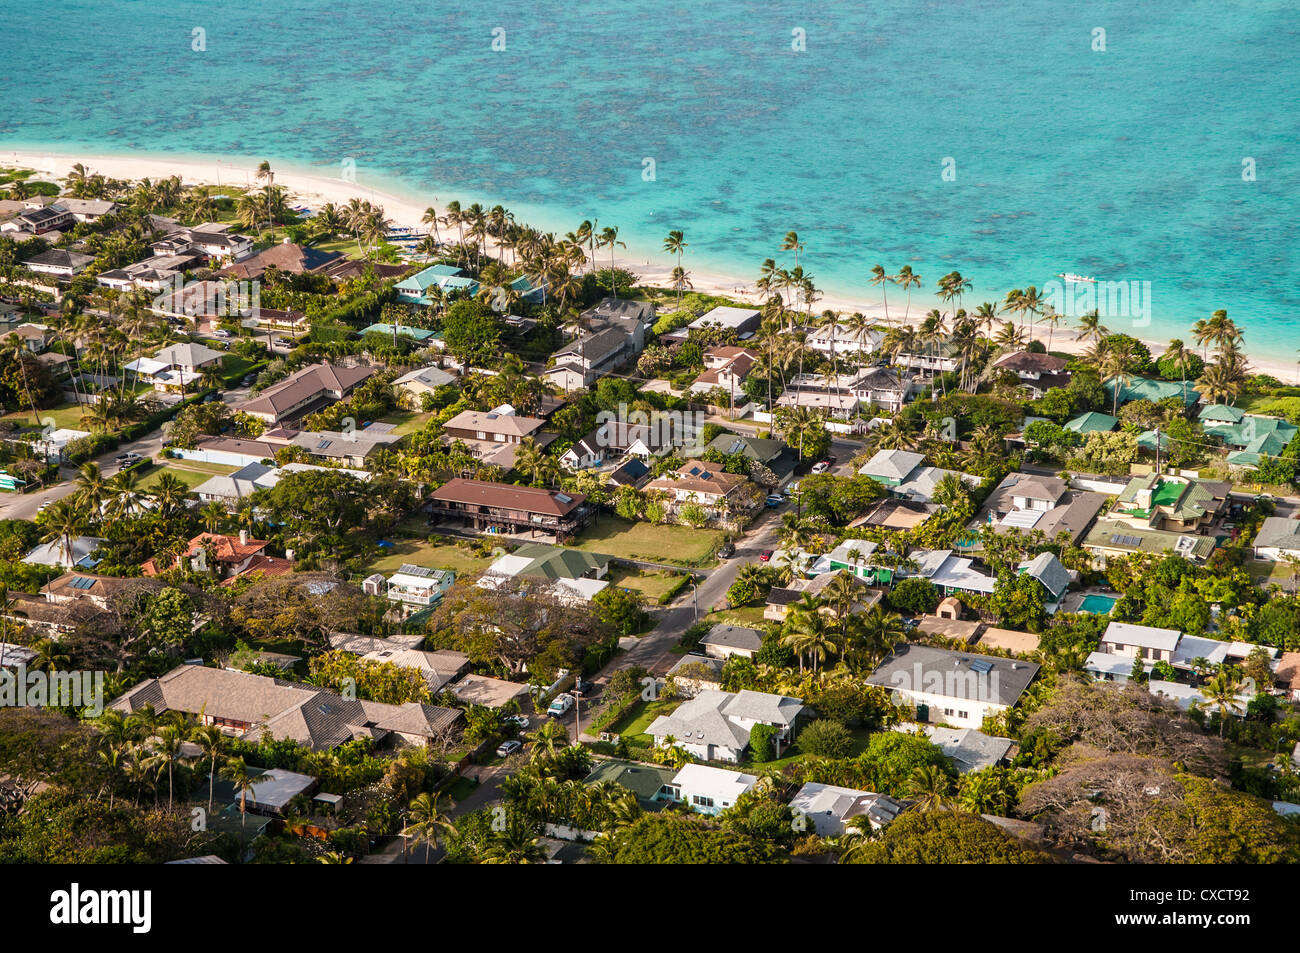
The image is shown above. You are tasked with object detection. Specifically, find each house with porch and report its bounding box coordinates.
[427,479,593,543]
[657,764,758,816]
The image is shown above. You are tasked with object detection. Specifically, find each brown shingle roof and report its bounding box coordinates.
[430,478,586,517]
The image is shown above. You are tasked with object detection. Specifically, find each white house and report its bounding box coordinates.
[1253,517,1300,562]
[658,763,757,816]
[865,644,1040,730]
[1098,621,1181,663]
[789,782,903,835]
[646,688,804,763]
[370,564,455,612]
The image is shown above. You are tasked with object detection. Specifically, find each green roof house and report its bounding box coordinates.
[1109,472,1230,532]
[1104,377,1197,407]
[1064,411,1119,434]
[1198,404,1245,426]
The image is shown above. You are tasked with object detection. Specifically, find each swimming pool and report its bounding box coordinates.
[1079,595,1117,615]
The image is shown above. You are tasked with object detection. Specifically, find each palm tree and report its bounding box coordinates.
[527,719,570,761]
[662,229,688,267]
[0,333,43,425]
[869,265,894,326]
[150,724,189,811]
[482,821,548,864]
[405,792,455,863]
[223,756,261,852]
[511,437,555,487]
[905,764,953,812]
[151,473,193,519]
[191,725,225,816]
[894,266,921,323]
[780,231,804,267]
[597,226,626,296]
[670,266,693,307]
[38,500,85,568]
[1197,360,1244,406]
[848,605,907,669]
[1201,668,1245,737]
[781,604,843,673]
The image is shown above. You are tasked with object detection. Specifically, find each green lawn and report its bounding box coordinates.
[705,605,769,628]
[137,460,240,490]
[1247,559,1299,589]
[378,411,432,436]
[367,537,494,576]
[607,567,686,602]
[2,403,88,432]
[604,698,682,746]
[566,516,723,568]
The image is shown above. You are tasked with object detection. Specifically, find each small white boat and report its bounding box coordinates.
[1056,272,1096,283]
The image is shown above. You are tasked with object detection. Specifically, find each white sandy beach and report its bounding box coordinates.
[7,148,1296,384]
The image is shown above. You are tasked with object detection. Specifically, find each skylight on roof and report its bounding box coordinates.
[555,493,573,504]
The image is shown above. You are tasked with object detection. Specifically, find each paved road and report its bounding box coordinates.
[0,384,251,523]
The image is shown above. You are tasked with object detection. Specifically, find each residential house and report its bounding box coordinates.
[392,365,458,406]
[686,306,759,340]
[141,531,293,584]
[805,323,884,359]
[788,783,903,835]
[689,346,758,401]
[368,565,456,612]
[903,548,997,597]
[843,366,914,413]
[395,264,479,304]
[647,689,804,763]
[1017,552,1073,608]
[643,459,752,517]
[1096,621,1181,664]
[111,664,462,751]
[22,535,106,569]
[1082,521,1217,566]
[41,572,138,610]
[441,405,552,469]
[1105,376,1198,408]
[22,248,94,277]
[857,448,979,504]
[357,647,469,693]
[701,432,798,486]
[1064,411,1118,435]
[1254,517,1300,562]
[234,362,376,425]
[560,419,677,470]
[1108,473,1229,533]
[927,727,1016,773]
[544,326,632,392]
[658,764,758,816]
[991,350,1070,398]
[217,240,344,280]
[699,624,764,660]
[3,204,73,235]
[578,297,654,352]
[54,198,120,222]
[151,224,254,264]
[978,471,1106,544]
[865,644,1041,729]
[765,569,882,622]
[427,478,593,542]
[290,423,402,468]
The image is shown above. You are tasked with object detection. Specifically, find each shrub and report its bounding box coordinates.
[798,719,855,758]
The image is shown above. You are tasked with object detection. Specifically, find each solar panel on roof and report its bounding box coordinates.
[69,576,95,590]
[555,493,572,503]
[970,659,994,673]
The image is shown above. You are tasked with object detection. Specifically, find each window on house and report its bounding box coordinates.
[692,795,715,808]
[958,711,969,720]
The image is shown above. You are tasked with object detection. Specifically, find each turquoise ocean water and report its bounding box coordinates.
[3,0,1299,353]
